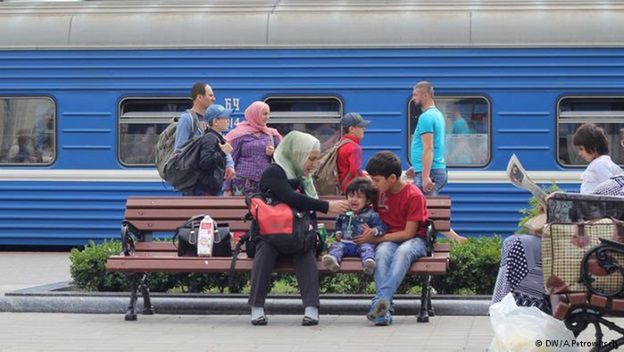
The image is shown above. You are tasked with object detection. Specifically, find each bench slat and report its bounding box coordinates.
[125,196,451,209]
[124,208,450,221]
[126,219,451,233]
[133,241,451,253]
[106,256,448,275]
[127,252,450,261]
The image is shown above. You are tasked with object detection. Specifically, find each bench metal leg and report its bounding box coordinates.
[125,273,140,321]
[417,275,432,323]
[566,306,624,352]
[139,273,154,315]
[427,286,435,317]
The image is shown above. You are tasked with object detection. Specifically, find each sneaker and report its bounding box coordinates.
[322,254,340,272]
[366,304,376,321]
[373,298,390,319]
[373,312,393,326]
[363,258,376,275]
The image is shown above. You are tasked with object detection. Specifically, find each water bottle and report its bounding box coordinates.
[344,211,354,241]
[317,223,328,253]
[197,215,215,256]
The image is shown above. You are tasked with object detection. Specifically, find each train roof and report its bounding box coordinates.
[1,0,624,49]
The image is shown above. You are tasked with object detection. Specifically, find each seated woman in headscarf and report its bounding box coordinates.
[224,101,282,197]
[248,131,350,326]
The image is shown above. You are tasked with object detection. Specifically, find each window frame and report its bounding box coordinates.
[405,95,492,168]
[556,95,624,168]
[117,96,192,167]
[0,96,57,167]
[262,95,344,140]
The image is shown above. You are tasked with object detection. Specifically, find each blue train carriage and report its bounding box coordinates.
[0,1,623,246]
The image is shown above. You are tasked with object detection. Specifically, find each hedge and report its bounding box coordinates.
[70,235,502,295]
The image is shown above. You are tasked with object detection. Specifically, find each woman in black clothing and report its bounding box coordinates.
[249,131,350,326]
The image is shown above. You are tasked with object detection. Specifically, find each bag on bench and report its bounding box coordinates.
[542,217,624,294]
[245,192,318,256]
[173,215,232,257]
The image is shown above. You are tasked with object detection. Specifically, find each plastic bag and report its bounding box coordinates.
[488,293,578,352]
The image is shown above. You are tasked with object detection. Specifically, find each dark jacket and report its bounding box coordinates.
[259,164,329,213]
[197,128,227,195]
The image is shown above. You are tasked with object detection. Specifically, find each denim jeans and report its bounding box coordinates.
[414,168,448,196]
[328,241,375,263]
[373,237,427,303]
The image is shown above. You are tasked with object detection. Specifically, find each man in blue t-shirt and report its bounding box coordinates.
[409,81,447,195]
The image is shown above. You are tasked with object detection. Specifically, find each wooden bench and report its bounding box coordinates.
[106,196,452,322]
[546,193,624,352]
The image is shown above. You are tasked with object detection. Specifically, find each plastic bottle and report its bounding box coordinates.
[317,223,328,253]
[197,215,215,256]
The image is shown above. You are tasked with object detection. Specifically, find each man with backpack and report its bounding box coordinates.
[155,82,235,194]
[313,112,370,196]
[175,82,235,182]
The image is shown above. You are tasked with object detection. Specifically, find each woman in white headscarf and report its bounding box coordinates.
[248,131,349,326]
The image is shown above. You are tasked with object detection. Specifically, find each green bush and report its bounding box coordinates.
[71,238,505,295]
[430,236,503,294]
[70,241,128,291]
[517,183,560,233]
[70,241,249,293]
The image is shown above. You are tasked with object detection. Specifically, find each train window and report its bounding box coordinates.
[264,97,343,152]
[407,96,490,167]
[0,98,56,166]
[118,97,192,166]
[557,97,624,167]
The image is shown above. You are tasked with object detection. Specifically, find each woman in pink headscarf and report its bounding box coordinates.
[224,101,283,196]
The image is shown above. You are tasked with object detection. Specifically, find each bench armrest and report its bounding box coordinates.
[424,219,437,256]
[580,238,624,298]
[120,221,141,256]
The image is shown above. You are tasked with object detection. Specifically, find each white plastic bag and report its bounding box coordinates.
[488,293,578,352]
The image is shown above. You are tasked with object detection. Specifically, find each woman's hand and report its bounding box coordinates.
[266,144,275,156]
[328,200,350,214]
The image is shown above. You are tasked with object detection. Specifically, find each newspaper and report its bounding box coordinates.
[506,154,548,208]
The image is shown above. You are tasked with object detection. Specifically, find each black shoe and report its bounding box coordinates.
[301,316,319,326]
[251,316,268,326]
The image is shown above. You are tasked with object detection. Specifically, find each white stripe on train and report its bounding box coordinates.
[0,169,584,184]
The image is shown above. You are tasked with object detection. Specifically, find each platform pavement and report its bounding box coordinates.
[1,251,623,351]
[0,252,71,294]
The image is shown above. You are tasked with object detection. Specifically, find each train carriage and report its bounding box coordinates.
[1,0,623,245]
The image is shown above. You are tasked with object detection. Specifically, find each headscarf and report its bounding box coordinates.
[224,101,283,143]
[273,131,321,198]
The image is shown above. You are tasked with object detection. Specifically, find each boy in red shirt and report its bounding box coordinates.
[336,112,369,193]
[354,151,429,326]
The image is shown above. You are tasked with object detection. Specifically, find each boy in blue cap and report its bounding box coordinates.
[196,104,233,195]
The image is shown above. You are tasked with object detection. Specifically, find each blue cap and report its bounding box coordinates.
[340,112,370,128]
[204,104,232,122]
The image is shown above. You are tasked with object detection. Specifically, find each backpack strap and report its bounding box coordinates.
[228,235,247,290]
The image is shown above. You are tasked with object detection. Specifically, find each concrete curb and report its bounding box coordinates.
[1,282,491,316]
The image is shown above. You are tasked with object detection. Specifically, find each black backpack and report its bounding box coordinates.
[164,134,204,193]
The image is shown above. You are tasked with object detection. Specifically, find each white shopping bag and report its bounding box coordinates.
[488,293,578,352]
